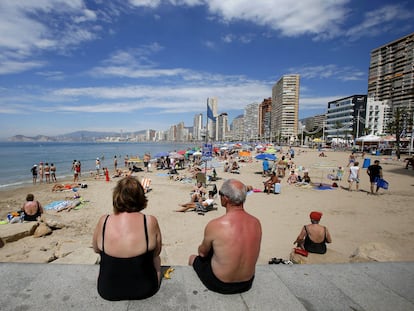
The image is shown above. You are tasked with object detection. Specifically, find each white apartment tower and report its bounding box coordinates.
[207,97,218,141]
[193,113,203,141]
[244,102,259,141]
[271,74,300,143]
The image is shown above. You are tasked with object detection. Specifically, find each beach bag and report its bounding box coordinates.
[274,183,281,194]
[294,248,308,257]
[376,178,389,190]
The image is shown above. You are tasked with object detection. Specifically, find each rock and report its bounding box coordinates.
[0,222,38,245]
[33,223,52,238]
[350,242,397,262]
[40,214,65,229]
[51,247,100,264]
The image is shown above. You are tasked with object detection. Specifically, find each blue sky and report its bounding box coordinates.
[0,0,413,139]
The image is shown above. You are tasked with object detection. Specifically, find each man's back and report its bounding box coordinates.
[207,209,261,283]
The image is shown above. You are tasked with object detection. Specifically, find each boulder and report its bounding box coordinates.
[350,242,397,262]
[33,223,52,238]
[51,247,100,264]
[40,214,65,229]
[0,222,38,246]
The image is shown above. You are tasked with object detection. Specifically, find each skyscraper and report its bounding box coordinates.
[193,113,203,141]
[368,32,414,112]
[271,74,300,143]
[244,102,259,141]
[207,97,218,141]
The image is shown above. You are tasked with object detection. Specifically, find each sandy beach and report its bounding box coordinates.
[1,149,413,265]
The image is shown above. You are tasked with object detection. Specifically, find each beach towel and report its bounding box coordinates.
[376,178,389,190]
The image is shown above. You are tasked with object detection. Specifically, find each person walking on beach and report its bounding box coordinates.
[367,160,383,194]
[348,161,360,191]
[96,158,101,178]
[30,164,38,184]
[188,179,262,294]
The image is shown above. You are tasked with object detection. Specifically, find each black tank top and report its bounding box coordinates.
[97,214,159,301]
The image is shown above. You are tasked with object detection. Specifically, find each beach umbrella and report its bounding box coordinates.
[169,152,184,160]
[255,153,277,161]
[177,150,186,155]
[193,151,202,156]
[264,148,277,154]
[239,151,251,157]
[313,138,322,143]
[154,151,169,158]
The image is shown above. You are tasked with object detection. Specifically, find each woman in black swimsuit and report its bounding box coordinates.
[92,177,162,301]
[294,211,332,254]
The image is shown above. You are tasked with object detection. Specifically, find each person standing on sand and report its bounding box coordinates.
[348,161,360,191]
[113,156,118,172]
[31,164,38,184]
[188,179,262,294]
[50,163,57,182]
[367,160,383,194]
[38,162,44,183]
[44,162,50,183]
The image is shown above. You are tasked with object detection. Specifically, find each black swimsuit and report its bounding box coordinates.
[23,201,41,221]
[97,215,159,301]
[304,225,327,254]
[193,249,254,294]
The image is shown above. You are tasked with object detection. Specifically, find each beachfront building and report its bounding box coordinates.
[271,74,300,143]
[300,114,326,140]
[259,98,272,141]
[216,113,229,142]
[244,102,259,141]
[193,113,203,141]
[368,32,414,116]
[325,95,367,143]
[230,115,244,141]
[207,97,218,141]
[365,97,392,136]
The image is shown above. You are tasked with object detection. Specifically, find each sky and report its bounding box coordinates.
[0,0,413,139]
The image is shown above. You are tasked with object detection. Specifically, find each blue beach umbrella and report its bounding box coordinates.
[154,151,169,158]
[255,153,277,161]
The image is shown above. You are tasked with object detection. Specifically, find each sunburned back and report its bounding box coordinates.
[101,213,156,258]
[305,224,326,243]
[23,201,39,216]
[210,211,261,283]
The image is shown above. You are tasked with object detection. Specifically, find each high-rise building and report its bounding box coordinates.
[259,98,272,141]
[325,95,367,141]
[193,113,203,141]
[244,102,259,141]
[231,115,244,141]
[368,32,414,112]
[271,74,300,143]
[216,113,229,142]
[365,97,392,136]
[207,97,218,141]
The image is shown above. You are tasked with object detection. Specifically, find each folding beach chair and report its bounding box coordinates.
[141,177,152,193]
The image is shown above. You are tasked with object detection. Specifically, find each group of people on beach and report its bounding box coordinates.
[89,173,332,301]
[30,162,57,184]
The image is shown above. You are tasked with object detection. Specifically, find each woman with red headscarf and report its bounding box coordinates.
[293,211,332,254]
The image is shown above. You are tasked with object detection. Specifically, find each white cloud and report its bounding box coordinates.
[288,64,366,81]
[345,4,414,41]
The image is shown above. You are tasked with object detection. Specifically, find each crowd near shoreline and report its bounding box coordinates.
[0,147,413,266]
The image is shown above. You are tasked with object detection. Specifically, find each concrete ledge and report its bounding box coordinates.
[0,263,413,310]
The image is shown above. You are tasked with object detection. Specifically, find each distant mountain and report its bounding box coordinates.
[8,130,147,142]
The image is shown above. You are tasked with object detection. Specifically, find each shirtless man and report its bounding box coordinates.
[188,179,262,294]
[44,162,50,183]
[263,171,279,194]
[21,194,44,221]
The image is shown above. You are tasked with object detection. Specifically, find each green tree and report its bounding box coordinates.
[386,108,413,159]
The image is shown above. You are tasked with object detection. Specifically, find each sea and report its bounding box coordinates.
[0,141,196,190]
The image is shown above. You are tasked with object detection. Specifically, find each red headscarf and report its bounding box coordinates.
[310,211,322,221]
